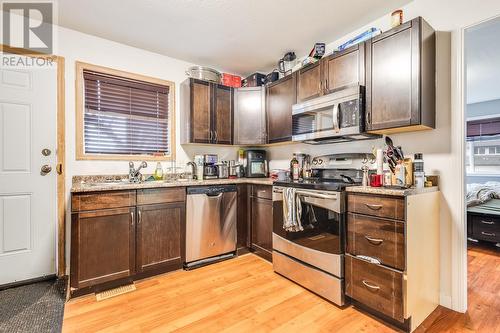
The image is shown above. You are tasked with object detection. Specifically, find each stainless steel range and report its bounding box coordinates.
[272,153,371,306]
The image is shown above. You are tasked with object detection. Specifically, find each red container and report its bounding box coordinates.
[370,174,383,187]
[232,75,241,87]
[222,73,233,87]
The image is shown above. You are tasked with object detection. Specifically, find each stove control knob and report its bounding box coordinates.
[312,159,318,165]
[318,159,323,165]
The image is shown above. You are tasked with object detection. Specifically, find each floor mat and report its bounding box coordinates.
[0,278,67,333]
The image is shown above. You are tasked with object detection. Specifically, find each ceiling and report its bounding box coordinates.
[57,0,410,76]
[466,16,500,104]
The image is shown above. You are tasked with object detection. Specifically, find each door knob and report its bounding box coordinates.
[40,165,52,175]
[41,148,51,156]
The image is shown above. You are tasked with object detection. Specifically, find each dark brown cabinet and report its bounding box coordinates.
[266,74,296,143]
[366,17,435,133]
[180,78,233,144]
[71,188,186,296]
[71,207,136,290]
[236,184,250,253]
[296,62,322,103]
[136,202,185,274]
[322,43,365,94]
[295,44,365,104]
[250,185,273,261]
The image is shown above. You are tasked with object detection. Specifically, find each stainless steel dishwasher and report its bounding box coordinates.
[185,185,237,268]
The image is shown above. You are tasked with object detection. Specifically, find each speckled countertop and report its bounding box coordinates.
[346,185,439,196]
[71,176,274,193]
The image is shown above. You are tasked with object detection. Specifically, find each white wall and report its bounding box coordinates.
[57,26,241,271]
[265,0,500,311]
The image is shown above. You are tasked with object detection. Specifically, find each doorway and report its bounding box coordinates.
[463,15,500,331]
[0,53,60,286]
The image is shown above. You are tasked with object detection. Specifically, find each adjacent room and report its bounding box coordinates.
[0,0,499,332]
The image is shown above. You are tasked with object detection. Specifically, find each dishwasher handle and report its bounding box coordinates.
[206,192,223,198]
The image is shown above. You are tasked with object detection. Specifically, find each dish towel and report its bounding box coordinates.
[282,187,304,232]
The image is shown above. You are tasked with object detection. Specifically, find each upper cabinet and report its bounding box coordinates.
[322,43,365,94]
[180,78,234,144]
[234,86,267,145]
[266,73,296,143]
[365,17,436,134]
[295,44,365,103]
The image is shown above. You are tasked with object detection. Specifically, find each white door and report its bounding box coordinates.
[0,60,57,285]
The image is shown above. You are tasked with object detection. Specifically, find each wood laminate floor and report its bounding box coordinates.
[63,245,500,333]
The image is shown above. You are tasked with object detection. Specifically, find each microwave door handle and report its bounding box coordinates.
[333,104,340,133]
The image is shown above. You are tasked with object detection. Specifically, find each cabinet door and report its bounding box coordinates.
[234,87,266,145]
[296,62,322,103]
[266,74,296,143]
[251,197,273,260]
[237,184,250,250]
[366,21,418,131]
[213,84,233,144]
[322,44,364,94]
[191,79,211,143]
[71,207,135,289]
[136,203,184,273]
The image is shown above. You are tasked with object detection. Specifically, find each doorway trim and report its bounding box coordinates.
[0,45,66,278]
[453,13,500,313]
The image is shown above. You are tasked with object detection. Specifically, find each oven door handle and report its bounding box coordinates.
[332,103,340,133]
[296,191,338,200]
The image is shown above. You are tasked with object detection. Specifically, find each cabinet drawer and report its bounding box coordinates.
[345,255,404,322]
[347,213,405,270]
[137,187,186,205]
[471,215,500,242]
[72,190,136,212]
[251,185,272,200]
[348,193,405,220]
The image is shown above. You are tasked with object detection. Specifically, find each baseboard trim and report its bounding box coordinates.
[439,293,453,310]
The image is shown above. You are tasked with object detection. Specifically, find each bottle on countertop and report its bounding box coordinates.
[154,162,163,180]
[290,154,300,181]
[383,162,392,186]
[413,153,425,189]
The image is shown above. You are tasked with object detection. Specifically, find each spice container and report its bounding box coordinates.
[391,10,403,28]
[413,153,425,189]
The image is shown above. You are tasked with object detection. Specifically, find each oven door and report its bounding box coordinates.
[272,187,345,277]
[292,85,363,142]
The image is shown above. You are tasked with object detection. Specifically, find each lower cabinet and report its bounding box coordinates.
[250,191,273,261]
[71,207,136,290]
[71,188,186,296]
[136,202,185,274]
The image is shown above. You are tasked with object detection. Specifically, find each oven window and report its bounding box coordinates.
[279,202,343,255]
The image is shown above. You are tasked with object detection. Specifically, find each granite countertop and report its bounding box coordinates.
[71,177,274,193]
[346,185,439,197]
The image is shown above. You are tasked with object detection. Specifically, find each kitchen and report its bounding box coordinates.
[0,1,499,333]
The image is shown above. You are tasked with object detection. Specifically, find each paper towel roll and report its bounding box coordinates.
[376,149,383,175]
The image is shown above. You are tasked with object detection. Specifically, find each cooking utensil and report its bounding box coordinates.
[185,66,221,83]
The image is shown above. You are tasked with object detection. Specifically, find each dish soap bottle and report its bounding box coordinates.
[154,162,163,180]
[290,154,299,181]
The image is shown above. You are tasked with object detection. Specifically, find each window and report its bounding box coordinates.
[466,116,500,174]
[76,62,175,160]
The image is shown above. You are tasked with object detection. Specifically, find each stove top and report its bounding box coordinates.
[273,178,360,191]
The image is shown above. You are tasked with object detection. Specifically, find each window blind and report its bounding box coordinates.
[83,70,170,156]
[467,117,500,138]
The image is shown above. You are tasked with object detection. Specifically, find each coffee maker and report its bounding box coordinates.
[244,150,268,178]
[203,154,218,179]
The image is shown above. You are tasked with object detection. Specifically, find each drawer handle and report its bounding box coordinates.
[364,203,383,210]
[362,280,380,291]
[481,220,495,225]
[365,235,384,245]
[481,231,496,237]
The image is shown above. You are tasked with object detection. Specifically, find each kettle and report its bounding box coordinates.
[278,52,297,75]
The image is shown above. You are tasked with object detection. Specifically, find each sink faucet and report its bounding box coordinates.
[129,161,147,183]
[186,161,197,180]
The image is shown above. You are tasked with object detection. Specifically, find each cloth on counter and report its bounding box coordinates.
[282,187,304,232]
[466,181,500,207]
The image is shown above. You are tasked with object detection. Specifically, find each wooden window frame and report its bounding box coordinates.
[75,61,176,161]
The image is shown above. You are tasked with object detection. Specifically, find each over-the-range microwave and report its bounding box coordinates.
[291,85,380,144]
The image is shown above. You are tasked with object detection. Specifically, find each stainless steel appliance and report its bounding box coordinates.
[272,153,371,306]
[217,161,229,179]
[203,154,218,179]
[185,66,221,83]
[292,85,380,144]
[244,150,268,178]
[185,185,237,268]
